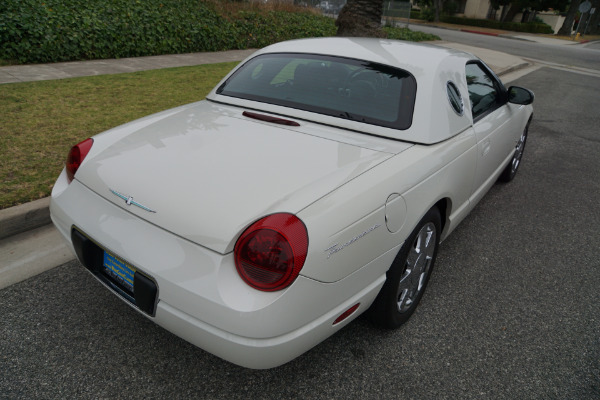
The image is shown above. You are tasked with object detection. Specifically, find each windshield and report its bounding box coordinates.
[217,53,417,130]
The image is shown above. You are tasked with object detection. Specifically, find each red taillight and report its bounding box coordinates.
[234,213,308,291]
[66,138,93,183]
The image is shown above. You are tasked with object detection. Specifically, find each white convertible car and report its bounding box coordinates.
[50,38,533,369]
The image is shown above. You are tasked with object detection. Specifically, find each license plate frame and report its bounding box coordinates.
[102,251,136,294]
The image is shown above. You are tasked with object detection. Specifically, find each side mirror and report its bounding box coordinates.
[508,86,534,105]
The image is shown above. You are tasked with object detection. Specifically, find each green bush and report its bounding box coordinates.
[0,0,442,64]
[0,0,336,63]
[384,26,439,41]
[421,8,435,22]
[410,11,424,20]
[441,16,554,34]
[231,11,336,49]
[443,1,459,15]
[409,10,553,34]
[410,8,447,22]
[0,0,225,62]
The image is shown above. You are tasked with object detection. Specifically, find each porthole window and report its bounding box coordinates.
[446,81,464,116]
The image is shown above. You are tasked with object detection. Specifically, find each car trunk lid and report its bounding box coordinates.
[76,101,407,254]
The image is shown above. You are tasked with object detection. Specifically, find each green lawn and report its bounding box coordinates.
[0,61,238,209]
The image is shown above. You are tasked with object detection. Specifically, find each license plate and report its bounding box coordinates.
[103,251,136,294]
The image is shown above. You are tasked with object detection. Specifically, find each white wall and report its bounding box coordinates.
[537,12,566,34]
[463,0,491,19]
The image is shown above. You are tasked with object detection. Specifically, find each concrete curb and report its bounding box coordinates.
[495,61,531,76]
[461,29,499,36]
[0,197,51,241]
[0,224,74,290]
[0,196,76,290]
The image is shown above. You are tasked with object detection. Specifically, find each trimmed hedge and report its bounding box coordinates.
[442,15,553,34]
[383,26,440,41]
[408,11,553,34]
[231,11,336,49]
[0,0,440,64]
[0,0,337,63]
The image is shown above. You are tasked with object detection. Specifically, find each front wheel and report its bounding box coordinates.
[368,207,441,329]
[499,120,530,182]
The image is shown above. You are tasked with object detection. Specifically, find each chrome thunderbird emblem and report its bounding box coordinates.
[324,224,381,259]
[110,189,156,213]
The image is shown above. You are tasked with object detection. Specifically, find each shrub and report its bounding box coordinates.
[0,0,229,62]
[421,8,435,22]
[0,0,336,63]
[0,0,441,64]
[441,16,554,34]
[384,26,440,41]
[231,11,336,49]
[404,9,553,34]
[443,1,459,15]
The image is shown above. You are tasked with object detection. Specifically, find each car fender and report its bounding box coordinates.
[299,126,478,283]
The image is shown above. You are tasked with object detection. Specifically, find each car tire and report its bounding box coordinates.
[499,120,530,182]
[368,207,441,329]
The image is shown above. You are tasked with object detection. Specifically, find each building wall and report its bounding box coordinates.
[462,0,565,33]
[463,0,492,19]
[537,12,566,33]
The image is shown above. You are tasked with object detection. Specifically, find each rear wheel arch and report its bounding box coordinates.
[434,198,449,235]
[368,205,442,328]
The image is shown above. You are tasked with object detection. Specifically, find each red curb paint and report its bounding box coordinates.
[461,29,500,37]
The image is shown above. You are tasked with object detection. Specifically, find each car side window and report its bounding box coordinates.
[465,63,500,120]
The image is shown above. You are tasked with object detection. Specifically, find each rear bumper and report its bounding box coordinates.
[50,171,394,368]
[153,276,384,369]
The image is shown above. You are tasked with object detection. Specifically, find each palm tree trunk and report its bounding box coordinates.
[502,3,522,22]
[434,0,442,23]
[336,0,386,37]
[557,0,581,35]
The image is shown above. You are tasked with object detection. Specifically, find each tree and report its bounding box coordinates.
[489,0,568,22]
[336,0,386,37]
[589,0,600,34]
[503,0,533,22]
[564,0,600,35]
[557,0,582,34]
[433,0,443,22]
[490,0,513,20]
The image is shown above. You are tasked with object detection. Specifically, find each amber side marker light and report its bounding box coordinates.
[333,303,360,325]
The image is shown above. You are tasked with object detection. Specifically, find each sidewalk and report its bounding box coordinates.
[0,49,258,85]
[0,39,531,289]
[409,20,598,45]
[0,41,528,85]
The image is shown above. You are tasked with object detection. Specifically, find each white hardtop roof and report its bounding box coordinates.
[208,38,480,144]
[255,37,475,80]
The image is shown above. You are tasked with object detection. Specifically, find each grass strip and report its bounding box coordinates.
[0,61,238,209]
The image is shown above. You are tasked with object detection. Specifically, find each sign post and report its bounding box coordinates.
[576,1,592,37]
[583,8,595,36]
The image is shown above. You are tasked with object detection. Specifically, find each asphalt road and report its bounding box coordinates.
[1,67,599,399]
[411,24,600,70]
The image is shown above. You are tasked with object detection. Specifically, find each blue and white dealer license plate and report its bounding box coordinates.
[103,252,136,294]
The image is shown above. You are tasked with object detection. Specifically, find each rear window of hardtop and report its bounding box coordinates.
[217,53,417,130]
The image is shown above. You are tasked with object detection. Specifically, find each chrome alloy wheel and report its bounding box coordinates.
[510,128,528,175]
[396,222,437,313]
